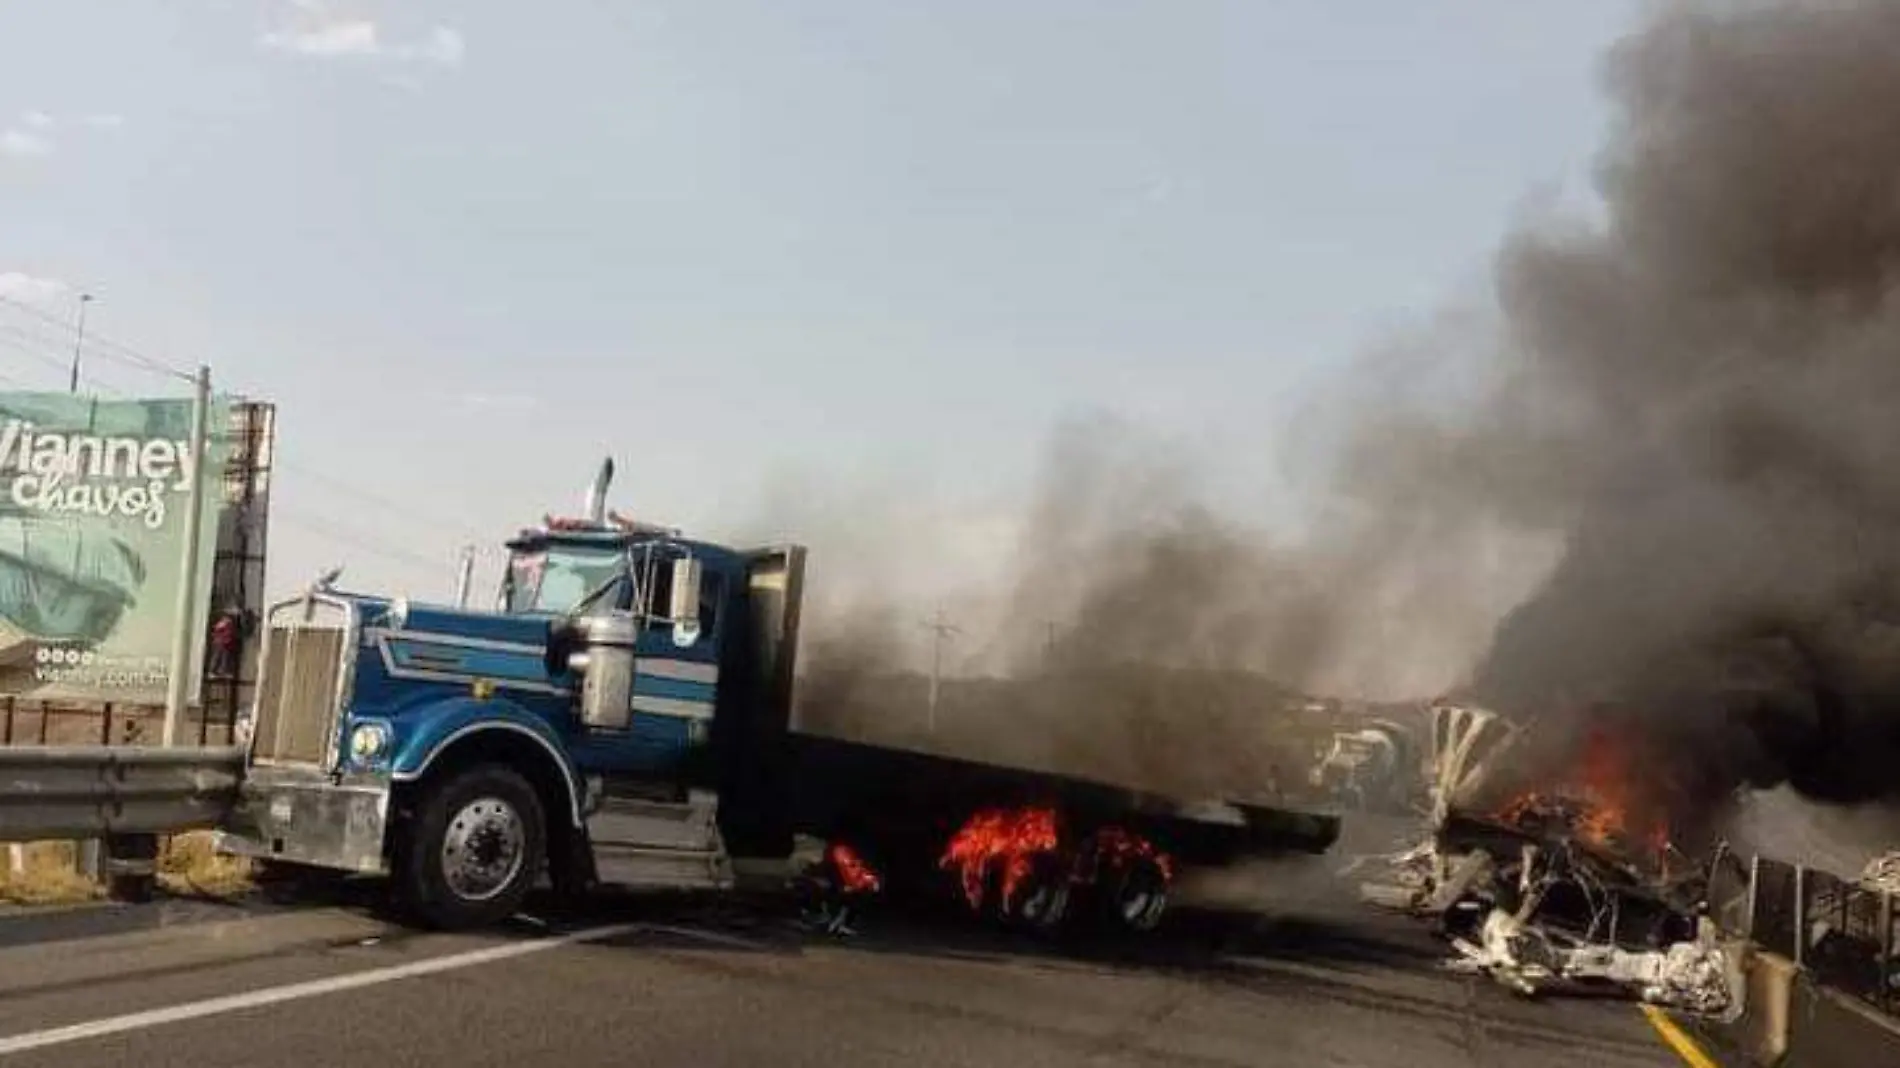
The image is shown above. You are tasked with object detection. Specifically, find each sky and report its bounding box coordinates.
[0,0,1644,644]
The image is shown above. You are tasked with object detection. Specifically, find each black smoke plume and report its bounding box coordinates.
[775,0,1900,820]
[1451,0,1900,812]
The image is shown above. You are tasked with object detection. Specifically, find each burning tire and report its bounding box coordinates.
[391,763,547,931]
[1002,856,1072,933]
[938,807,1176,937]
[1096,856,1169,933]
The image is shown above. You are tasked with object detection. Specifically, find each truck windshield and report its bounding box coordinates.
[505,546,626,614]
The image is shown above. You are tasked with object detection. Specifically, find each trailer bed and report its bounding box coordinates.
[769,731,1339,895]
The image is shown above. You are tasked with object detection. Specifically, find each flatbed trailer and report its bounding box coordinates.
[759,731,1338,927]
[777,731,1338,870]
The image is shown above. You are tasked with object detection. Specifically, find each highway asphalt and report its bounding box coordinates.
[0,828,1708,1067]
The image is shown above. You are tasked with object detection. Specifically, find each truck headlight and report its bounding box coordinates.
[349,722,390,762]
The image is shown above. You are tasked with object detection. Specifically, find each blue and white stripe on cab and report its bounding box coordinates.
[632,657,718,721]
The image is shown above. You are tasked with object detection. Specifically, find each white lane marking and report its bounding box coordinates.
[0,922,649,1057]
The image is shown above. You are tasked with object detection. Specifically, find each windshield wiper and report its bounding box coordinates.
[565,568,629,619]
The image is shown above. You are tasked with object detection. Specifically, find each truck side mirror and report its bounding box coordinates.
[670,556,702,647]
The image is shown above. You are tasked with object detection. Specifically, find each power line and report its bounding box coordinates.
[0,301,515,559]
[272,506,460,574]
[0,348,145,399]
[0,294,190,382]
[71,324,180,380]
[275,462,490,544]
[0,305,506,606]
[0,365,493,552]
[0,322,180,397]
[0,331,75,375]
[0,307,495,540]
[0,318,71,356]
[0,296,312,402]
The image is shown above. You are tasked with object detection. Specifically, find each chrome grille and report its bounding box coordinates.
[250,597,351,766]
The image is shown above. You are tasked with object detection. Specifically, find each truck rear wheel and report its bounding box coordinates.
[1099,859,1169,933]
[393,763,546,931]
[1002,854,1071,934]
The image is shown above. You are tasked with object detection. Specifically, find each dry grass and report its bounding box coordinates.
[0,832,255,906]
[157,831,255,897]
[0,842,104,906]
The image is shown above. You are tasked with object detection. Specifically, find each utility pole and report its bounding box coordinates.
[453,544,476,608]
[919,606,960,735]
[162,365,212,747]
[67,293,91,393]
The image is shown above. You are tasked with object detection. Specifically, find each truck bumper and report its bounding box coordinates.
[213,767,391,876]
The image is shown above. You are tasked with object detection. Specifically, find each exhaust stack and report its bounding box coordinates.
[583,457,614,525]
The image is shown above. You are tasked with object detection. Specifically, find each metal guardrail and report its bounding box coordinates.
[1720,853,1900,1019]
[0,745,245,842]
[1800,868,1898,1014]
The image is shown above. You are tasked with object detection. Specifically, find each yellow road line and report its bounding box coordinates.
[1641,1004,1721,1068]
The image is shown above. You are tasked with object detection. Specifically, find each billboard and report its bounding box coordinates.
[0,392,230,704]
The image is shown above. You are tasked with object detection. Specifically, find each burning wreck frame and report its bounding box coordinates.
[1364,702,1900,1022]
[1421,804,1739,1014]
[1363,703,1745,1015]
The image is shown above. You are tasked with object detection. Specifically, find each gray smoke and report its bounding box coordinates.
[782,410,1546,799]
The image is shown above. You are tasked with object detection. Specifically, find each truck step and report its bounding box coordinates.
[586,792,721,854]
[592,843,734,892]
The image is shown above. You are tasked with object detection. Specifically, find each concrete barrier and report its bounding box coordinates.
[1706,946,1900,1066]
[1731,949,1797,1065]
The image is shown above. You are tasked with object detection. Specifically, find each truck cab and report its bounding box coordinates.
[214,460,807,929]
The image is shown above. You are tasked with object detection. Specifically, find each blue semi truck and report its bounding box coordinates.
[213,460,1339,931]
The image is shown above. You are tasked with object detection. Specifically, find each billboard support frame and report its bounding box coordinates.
[197,399,273,745]
[161,365,211,748]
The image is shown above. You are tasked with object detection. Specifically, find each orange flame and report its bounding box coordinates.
[938,807,1175,916]
[939,806,1060,911]
[1088,826,1176,883]
[827,842,882,895]
[1493,726,1672,859]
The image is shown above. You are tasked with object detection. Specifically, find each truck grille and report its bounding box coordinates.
[250,598,352,766]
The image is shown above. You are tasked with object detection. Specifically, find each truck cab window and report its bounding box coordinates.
[637,555,673,624]
[504,552,546,612]
[633,554,723,645]
[509,545,626,614]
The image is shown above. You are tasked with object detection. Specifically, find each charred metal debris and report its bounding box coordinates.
[1355,704,1744,1017]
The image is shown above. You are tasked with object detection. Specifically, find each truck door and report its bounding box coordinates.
[707,544,806,859]
[619,548,724,768]
[740,545,805,727]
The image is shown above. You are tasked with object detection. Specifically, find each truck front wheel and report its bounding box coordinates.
[392,763,546,931]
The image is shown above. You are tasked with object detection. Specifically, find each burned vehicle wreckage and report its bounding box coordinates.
[1359,704,1744,1016]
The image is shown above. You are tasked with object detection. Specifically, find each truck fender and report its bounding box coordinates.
[388,697,584,828]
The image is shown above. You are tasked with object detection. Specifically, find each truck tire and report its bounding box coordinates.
[1010,877,1071,933]
[392,763,546,931]
[1002,854,1071,934]
[1098,858,1169,934]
